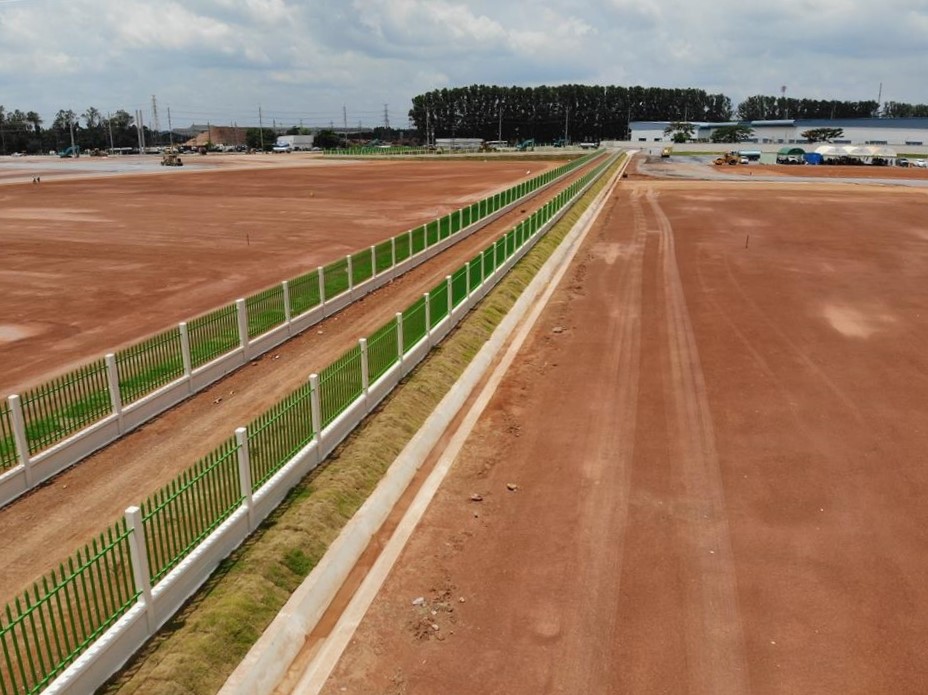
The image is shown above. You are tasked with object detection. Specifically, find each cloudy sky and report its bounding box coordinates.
[2,0,927,129]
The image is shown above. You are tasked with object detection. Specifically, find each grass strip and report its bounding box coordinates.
[103,155,623,695]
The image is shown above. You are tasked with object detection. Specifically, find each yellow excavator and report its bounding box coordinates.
[713,151,740,165]
[161,149,184,167]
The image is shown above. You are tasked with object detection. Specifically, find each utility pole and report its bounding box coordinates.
[258,106,264,151]
[498,106,502,142]
[107,113,114,152]
[877,82,883,116]
[564,106,569,145]
[69,114,77,156]
[151,95,160,147]
[343,105,348,148]
[167,107,174,147]
[383,104,390,129]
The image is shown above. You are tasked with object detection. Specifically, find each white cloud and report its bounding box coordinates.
[0,0,925,128]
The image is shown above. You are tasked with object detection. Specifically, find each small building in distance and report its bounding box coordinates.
[631,118,928,147]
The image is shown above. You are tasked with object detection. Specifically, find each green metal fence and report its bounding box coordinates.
[246,382,316,490]
[367,320,399,383]
[451,267,468,306]
[468,253,483,290]
[410,225,426,255]
[188,305,240,369]
[288,269,322,317]
[246,286,286,339]
[0,402,17,472]
[394,234,411,264]
[318,346,363,428]
[115,327,185,405]
[0,520,137,695]
[374,240,393,274]
[322,257,350,299]
[350,249,374,287]
[20,360,112,456]
[141,437,242,583]
[402,297,428,352]
[429,280,449,326]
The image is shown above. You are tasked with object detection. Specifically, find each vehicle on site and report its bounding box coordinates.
[713,151,740,165]
[161,150,183,166]
[912,158,928,168]
[661,146,672,158]
[516,139,535,152]
[273,134,315,152]
[896,158,910,167]
[59,145,80,158]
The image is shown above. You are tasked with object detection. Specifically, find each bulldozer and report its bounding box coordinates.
[161,150,183,167]
[713,151,740,165]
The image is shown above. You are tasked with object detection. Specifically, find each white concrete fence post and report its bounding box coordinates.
[446,275,453,318]
[282,280,292,326]
[7,395,32,486]
[178,322,193,391]
[466,260,472,297]
[317,266,326,310]
[235,427,255,531]
[424,292,432,348]
[391,237,396,269]
[408,230,414,256]
[235,299,249,356]
[104,353,124,432]
[346,255,354,293]
[124,506,156,633]
[359,338,369,397]
[370,245,377,278]
[309,374,322,444]
[395,312,404,364]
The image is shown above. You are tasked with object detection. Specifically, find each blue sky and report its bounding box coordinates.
[1,0,927,129]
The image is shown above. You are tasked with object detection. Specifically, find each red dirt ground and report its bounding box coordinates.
[728,162,928,179]
[0,159,592,608]
[0,157,557,395]
[316,159,928,693]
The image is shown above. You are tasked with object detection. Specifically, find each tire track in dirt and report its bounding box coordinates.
[648,186,751,694]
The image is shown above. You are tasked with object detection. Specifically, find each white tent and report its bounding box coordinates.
[815,144,896,163]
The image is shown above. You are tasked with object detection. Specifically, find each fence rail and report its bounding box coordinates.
[0,150,619,694]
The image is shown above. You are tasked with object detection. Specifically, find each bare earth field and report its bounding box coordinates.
[0,156,556,394]
[316,157,928,694]
[0,156,588,608]
[728,162,928,180]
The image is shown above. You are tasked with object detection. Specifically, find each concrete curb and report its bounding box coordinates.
[219,152,631,695]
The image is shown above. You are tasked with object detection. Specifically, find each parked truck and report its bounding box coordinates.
[273,135,315,152]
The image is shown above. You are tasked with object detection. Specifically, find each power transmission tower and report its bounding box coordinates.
[167,107,174,147]
[343,106,348,147]
[151,95,161,146]
[383,104,390,129]
[259,106,264,150]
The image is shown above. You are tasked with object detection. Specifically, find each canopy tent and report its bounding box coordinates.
[815,144,897,162]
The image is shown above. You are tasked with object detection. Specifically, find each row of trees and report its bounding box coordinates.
[0,106,156,154]
[409,85,733,144]
[408,85,928,143]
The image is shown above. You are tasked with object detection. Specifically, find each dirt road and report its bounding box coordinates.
[316,162,928,693]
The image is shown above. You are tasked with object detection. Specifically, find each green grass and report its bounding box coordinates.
[101,154,623,695]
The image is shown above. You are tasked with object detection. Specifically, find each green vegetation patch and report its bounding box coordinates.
[103,156,622,695]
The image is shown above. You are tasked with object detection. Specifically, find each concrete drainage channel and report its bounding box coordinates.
[220,152,633,695]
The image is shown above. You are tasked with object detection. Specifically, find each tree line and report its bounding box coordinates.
[4,87,928,154]
[0,107,161,154]
[408,85,928,142]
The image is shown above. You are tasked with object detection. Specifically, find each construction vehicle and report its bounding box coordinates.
[661,146,672,158]
[516,139,535,152]
[161,150,183,166]
[713,151,741,165]
[59,146,80,158]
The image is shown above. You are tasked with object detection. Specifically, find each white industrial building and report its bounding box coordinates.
[630,118,928,146]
